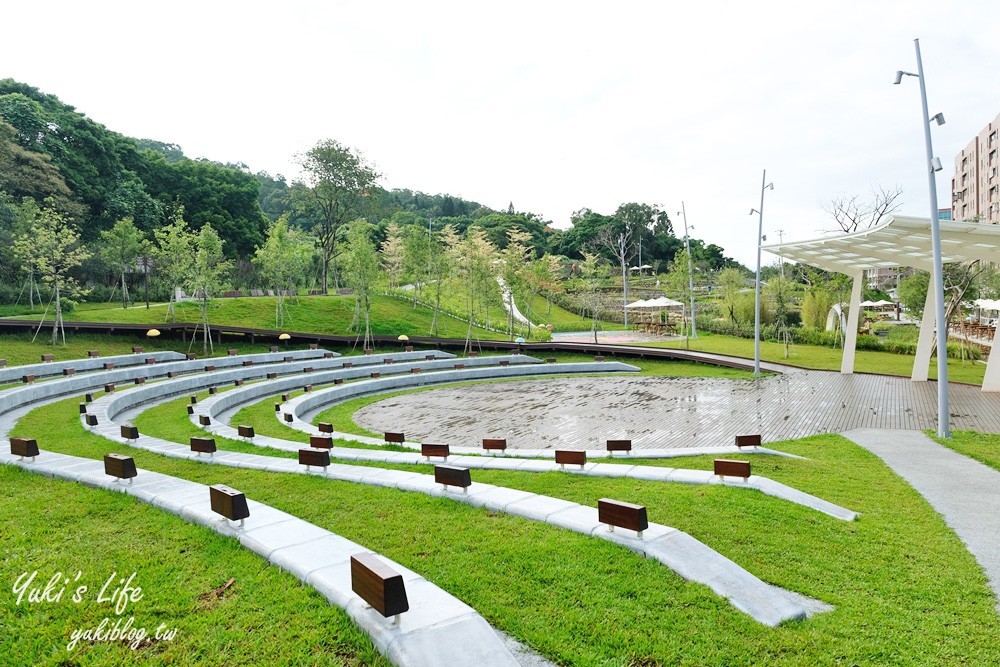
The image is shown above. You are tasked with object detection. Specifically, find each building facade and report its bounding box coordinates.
[952,112,1000,223]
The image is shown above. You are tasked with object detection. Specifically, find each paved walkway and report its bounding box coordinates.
[842,428,1000,609]
[353,373,1000,449]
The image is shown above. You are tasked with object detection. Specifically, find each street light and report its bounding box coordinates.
[749,170,773,376]
[895,38,950,438]
[678,202,697,339]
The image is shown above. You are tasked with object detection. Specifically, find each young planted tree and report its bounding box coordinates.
[343,220,381,350]
[429,224,457,336]
[498,227,532,340]
[448,226,497,352]
[153,210,195,322]
[379,223,405,291]
[716,266,748,324]
[186,223,231,355]
[98,217,146,309]
[596,221,635,328]
[13,204,90,345]
[665,250,695,345]
[402,224,430,305]
[294,139,380,293]
[253,214,315,327]
[578,252,607,344]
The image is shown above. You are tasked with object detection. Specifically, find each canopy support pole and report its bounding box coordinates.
[911,275,937,382]
[841,272,863,375]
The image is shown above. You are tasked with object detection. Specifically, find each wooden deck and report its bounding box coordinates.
[352,372,1000,450]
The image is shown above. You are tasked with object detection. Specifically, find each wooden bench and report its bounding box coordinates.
[187,405,195,415]
[190,396,199,404]
[22,375,36,384]
[132,346,144,353]
[555,450,586,469]
[370,371,380,379]
[186,353,197,360]
[303,385,312,392]
[104,383,116,394]
[421,443,449,460]
[499,360,510,366]
[364,349,374,355]
[199,415,211,426]
[85,414,98,427]
[267,372,277,379]
[88,350,100,358]
[735,434,761,448]
[281,393,290,402]
[62,368,75,376]
[714,459,751,480]
[309,435,333,449]
[41,354,54,362]
[594,355,605,361]
[318,423,333,433]
[0,359,5,367]
[453,363,464,369]
[10,437,39,461]
[274,403,281,412]
[299,448,331,471]
[410,367,422,374]
[334,378,344,385]
[242,360,254,367]
[227,349,238,356]
[606,439,632,455]
[102,362,115,370]
[134,377,146,385]
[469,351,479,357]
[208,386,216,394]
[210,484,249,527]
[167,371,178,378]
[120,425,139,441]
[270,346,279,352]
[434,465,471,492]
[309,343,318,350]
[383,358,394,364]
[190,437,216,456]
[79,403,87,414]
[342,362,353,368]
[303,367,314,373]
[546,357,557,363]
[350,553,409,624]
[145,357,156,365]
[384,432,405,444]
[323,352,334,358]
[204,365,216,372]
[597,498,648,538]
[283,413,294,423]
[234,379,244,387]
[404,345,414,352]
[482,438,507,453]
[237,425,255,440]
[85,393,94,403]
[425,354,436,361]
[104,453,137,483]
[283,356,293,362]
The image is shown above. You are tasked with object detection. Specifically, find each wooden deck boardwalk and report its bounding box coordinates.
[353,371,1000,450]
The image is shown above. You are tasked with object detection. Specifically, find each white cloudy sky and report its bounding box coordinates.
[2,1,999,267]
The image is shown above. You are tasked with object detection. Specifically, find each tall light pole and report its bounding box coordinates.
[896,38,950,438]
[679,202,697,339]
[749,170,773,376]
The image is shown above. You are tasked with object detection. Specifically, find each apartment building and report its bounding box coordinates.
[952,112,1000,223]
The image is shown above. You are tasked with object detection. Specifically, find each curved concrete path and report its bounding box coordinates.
[0,350,184,383]
[842,428,1000,610]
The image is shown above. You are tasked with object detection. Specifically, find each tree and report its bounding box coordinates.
[578,252,607,344]
[186,223,231,354]
[764,274,795,357]
[401,224,430,305]
[342,220,381,349]
[595,222,634,327]
[253,215,315,327]
[717,267,748,324]
[380,223,405,290]
[665,250,695,342]
[153,210,196,322]
[429,224,458,336]
[826,186,903,233]
[13,203,90,345]
[800,288,833,330]
[295,139,380,293]
[498,227,532,340]
[448,226,497,352]
[98,217,146,309]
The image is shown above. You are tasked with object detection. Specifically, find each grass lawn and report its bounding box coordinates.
[516,293,625,332]
[6,383,1000,665]
[643,330,987,385]
[930,430,1000,472]
[34,295,507,340]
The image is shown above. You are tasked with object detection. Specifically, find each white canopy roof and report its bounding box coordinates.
[625,297,684,309]
[762,215,1000,275]
[975,298,1000,311]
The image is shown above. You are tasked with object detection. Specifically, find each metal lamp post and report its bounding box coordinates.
[679,202,697,339]
[895,38,950,438]
[750,170,773,376]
